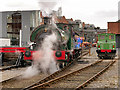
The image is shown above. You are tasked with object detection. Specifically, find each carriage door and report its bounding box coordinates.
[104,34,110,50]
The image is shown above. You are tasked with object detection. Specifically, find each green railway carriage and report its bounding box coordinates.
[96,33,116,59]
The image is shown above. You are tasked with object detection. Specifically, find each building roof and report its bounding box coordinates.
[0,10,41,13]
[56,16,68,24]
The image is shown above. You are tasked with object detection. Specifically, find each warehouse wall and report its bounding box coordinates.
[118,1,120,20]
[108,22,120,34]
[108,22,120,48]
[0,13,2,37]
[116,34,120,48]
[21,11,31,46]
[0,12,7,38]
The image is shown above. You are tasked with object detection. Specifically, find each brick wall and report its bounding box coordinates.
[108,22,120,34]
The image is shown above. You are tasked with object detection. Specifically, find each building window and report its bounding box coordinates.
[7,12,21,46]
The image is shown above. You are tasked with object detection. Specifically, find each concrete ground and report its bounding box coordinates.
[0,47,119,89]
[86,47,119,89]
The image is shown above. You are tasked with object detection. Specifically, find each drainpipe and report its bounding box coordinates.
[36,11,39,26]
[20,30,22,47]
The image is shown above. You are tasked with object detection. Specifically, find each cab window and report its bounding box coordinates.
[100,35,105,40]
[109,35,114,40]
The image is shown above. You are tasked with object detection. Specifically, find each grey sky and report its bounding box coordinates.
[0,0,119,29]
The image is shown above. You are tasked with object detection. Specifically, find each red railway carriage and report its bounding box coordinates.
[0,47,27,53]
[0,47,69,66]
[0,47,27,66]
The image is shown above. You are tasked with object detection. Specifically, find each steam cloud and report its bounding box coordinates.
[33,32,58,74]
[22,33,58,78]
[22,0,59,79]
[38,0,58,16]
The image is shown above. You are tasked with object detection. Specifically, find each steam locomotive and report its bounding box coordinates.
[23,17,83,68]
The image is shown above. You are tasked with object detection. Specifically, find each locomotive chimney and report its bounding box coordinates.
[43,17,51,25]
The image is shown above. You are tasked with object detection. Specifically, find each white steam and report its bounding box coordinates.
[38,0,58,16]
[35,33,58,74]
[22,33,58,78]
[22,66,40,78]
[22,0,60,79]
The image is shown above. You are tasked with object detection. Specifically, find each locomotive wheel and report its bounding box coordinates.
[21,60,28,67]
[78,50,81,57]
[59,63,63,69]
[56,62,63,70]
[98,56,102,59]
[56,63,60,70]
[111,56,115,59]
[62,62,65,68]
[111,57,113,59]
[64,62,67,67]
[56,62,66,70]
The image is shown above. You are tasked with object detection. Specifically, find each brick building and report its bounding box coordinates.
[108,22,120,34]
[108,21,120,48]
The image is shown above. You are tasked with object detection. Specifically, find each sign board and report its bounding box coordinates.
[0,38,10,46]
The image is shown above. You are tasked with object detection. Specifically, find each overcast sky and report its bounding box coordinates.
[0,0,119,29]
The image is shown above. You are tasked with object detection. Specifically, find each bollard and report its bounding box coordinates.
[89,44,91,56]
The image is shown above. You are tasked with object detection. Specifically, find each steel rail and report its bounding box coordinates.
[29,59,116,89]
[1,74,22,83]
[76,59,116,89]
[0,65,19,71]
[28,59,103,89]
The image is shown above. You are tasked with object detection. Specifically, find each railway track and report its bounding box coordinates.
[0,65,19,71]
[1,54,80,89]
[0,53,29,72]
[1,48,90,89]
[27,59,116,89]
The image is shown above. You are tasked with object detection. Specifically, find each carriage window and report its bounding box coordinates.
[100,35,105,39]
[109,35,114,40]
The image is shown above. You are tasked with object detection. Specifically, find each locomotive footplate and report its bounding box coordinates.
[96,50,116,53]
[96,50,116,58]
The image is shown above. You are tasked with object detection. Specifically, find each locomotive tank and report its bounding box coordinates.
[24,17,82,69]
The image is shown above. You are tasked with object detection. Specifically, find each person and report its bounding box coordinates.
[75,37,83,48]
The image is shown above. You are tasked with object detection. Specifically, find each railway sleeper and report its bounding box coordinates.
[75,71,99,75]
[66,78,89,82]
[49,82,81,88]
[70,79,92,82]
[66,79,82,81]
